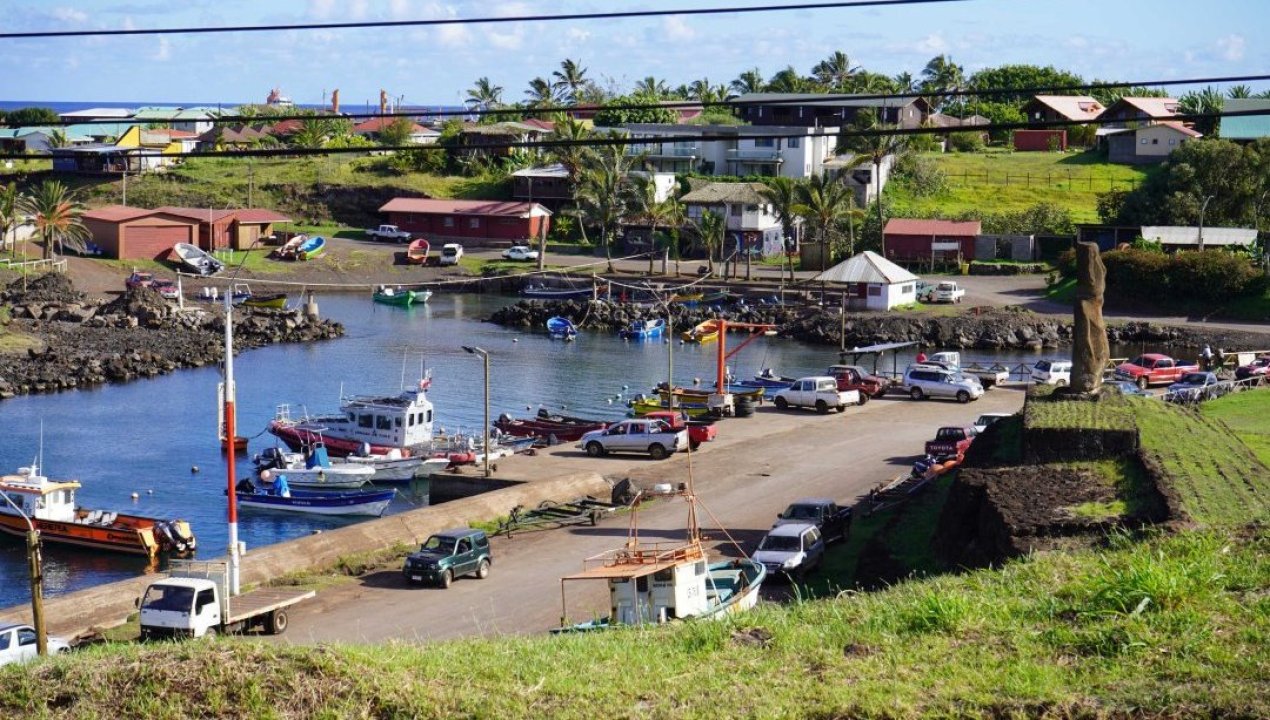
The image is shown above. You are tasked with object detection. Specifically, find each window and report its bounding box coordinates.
[347,412,355,422]
[469,218,480,229]
[1141,138,1149,145]
[754,138,774,148]
[902,284,915,294]
[376,415,392,430]
[868,285,882,296]
[196,589,216,614]
[787,137,800,148]
[394,417,402,428]
[0,631,9,651]
[443,217,455,228]
[426,409,433,423]
[1169,139,1177,146]
[730,204,742,217]
[457,538,472,554]
[1151,138,1159,145]
[358,414,374,428]
[17,629,36,647]
[408,414,415,427]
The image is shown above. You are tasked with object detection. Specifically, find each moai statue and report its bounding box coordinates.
[1070,241,1110,394]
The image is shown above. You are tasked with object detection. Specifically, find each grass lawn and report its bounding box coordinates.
[1024,391,1137,431]
[887,149,1152,224]
[1201,388,1270,466]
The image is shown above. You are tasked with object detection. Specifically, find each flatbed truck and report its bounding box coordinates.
[137,560,314,640]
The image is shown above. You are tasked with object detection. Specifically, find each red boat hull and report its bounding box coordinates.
[495,417,607,442]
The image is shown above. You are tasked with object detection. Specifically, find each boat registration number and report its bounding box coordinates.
[411,575,422,582]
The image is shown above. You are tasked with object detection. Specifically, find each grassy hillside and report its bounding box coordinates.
[887,149,1152,223]
[1202,388,1270,466]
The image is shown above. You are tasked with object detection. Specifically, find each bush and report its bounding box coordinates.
[948,131,985,153]
[1101,248,1264,302]
[894,154,948,197]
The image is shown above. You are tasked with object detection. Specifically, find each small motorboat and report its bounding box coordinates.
[296,235,326,261]
[342,447,425,483]
[618,318,665,340]
[235,479,396,517]
[655,382,765,402]
[751,369,798,388]
[238,285,288,309]
[681,319,720,344]
[494,409,609,443]
[253,445,375,489]
[373,286,419,307]
[171,243,225,276]
[405,238,431,265]
[271,235,306,260]
[546,316,578,341]
[670,291,704,305]
[629,395,715,419]
[522,284,593,300]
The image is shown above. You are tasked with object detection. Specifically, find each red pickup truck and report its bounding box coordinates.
[925,426,977,458]
[1113,353,1199,389]
[643,410,717,450]
[826,364,889,401]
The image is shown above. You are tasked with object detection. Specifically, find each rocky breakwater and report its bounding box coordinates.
[489,299,1246,351]
[0,274,343,399]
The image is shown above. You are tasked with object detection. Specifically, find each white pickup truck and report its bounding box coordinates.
[773,376,859,413]
[137,560,314,640]
[928,281,965,304]
[365,224,412,243]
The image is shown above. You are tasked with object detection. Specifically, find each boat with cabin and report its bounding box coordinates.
[0,462,196,558]
[618,318,665,340]
[268,375,436,458]
[171,243,225,276]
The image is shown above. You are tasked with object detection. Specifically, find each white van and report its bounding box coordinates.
[1033,360,1072,386]
[439,243,464,266]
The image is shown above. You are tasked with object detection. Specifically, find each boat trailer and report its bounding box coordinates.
[498,496,623,537]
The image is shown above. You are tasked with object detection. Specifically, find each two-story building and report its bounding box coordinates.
[612,124,841,180]
[727,93,930,129]
[677,181,788,258]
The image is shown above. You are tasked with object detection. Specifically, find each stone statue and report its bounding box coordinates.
[1070,241,1109,393]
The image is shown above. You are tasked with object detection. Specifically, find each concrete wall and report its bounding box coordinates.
[0,471,610,639]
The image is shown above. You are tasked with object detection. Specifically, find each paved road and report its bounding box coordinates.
[278,386,1026,645]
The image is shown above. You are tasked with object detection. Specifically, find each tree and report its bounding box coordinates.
[966,64,1084,105]
[0,183,20,253]
[632,77,670,98]
[893,72,917,94]
[686,79,728,103]
[765,65,813,93]
[548,117,594,185]
[592,94,678,126]
[465,77,504,112]
[291,117,333,148]
[377,117,417,147]
[4,107,59,125]
[18,180,90,260]
[634,174,677,274]
[552,59,588,104]
[574,140,638,272]
[840,111,907,255]
[1179,86,1225,136]
[759,177,802,281]
[812,51,859,91]
[793,174,854,269]
[44,128,71,149]
[1227,85,1252,99]
[920,55,965,111]
[692,210,725,276]
[730,68,765,96]
[524,77,560,108]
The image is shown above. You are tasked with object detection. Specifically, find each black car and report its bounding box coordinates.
[402,528,492,588]
[773,498,852,543]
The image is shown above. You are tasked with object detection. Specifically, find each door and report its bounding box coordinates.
[624,422,648,452]
[454,537,476,575]
[605,423,633,451]
[15,627,38,663]
[124,223,192,260]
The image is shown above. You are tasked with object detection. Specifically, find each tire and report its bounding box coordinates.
[203,627,218,638]
[266,609,288,635]
[910,387,924,401]
[774,396,789,410]
[689,440,701,451]
[585,441,605,457]
[1137,376,1149,390]
[956,391,970,404]
[858,393,869,406]
[815,400,829,414]
[648,444,668,460]
[476,558,490,580]
[438,569,453,589]
[836,405,846,413]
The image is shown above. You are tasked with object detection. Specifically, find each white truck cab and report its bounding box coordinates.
[138,560,314,640]
[772,376,859,413]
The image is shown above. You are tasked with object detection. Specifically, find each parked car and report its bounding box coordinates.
[1234,355,1270,381]
[439,243,464,266]
[642,410,717,450]
[0,623,70,666]
[773,498,851,543]
[151,278,180,300]
[826,364,888,400]
[753,523,825,580]
[772,376,859,413]
[125,271,154,290]
[401,529,492,588]
[1114,354,1199,390]
[1105,380,1149,396]
[1164,372,1224,403]
[364,224,412,243]
[973,412,1013,434]
[578,418,687,459]
[928,281,965,304]
[902,365,983,403]
[501,244,540,261]
[926,351,1009,389]
[827,364,891,397]
[1032,360,1072,386]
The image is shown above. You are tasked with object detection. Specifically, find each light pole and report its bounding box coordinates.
[1197,194,1215,251]
[462,346,491,478]
[1,490,46,656]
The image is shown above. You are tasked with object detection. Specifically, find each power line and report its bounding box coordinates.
[0,0,967,39]
[1,108,1263,161]
[13,73,1269,128]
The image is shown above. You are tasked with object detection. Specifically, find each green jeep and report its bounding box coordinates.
[402,528,492,588]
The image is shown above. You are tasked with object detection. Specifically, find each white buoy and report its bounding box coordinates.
[622,385,629,390]
[130,492,139,500]
[525,405,532,411]
[513,338,519,343]
[191,465,199,473]
[693,377,701,385]
[607,399,613,404]
[147,489,154,495]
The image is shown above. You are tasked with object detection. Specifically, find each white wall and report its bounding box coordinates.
[867,280,916,311]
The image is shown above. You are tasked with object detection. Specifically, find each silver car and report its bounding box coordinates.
[902,364,984,403]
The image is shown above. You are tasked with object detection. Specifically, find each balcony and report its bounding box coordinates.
[629,144,700,158]
[727,149,782,163]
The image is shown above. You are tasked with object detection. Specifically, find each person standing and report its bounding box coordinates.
[916,350,928,364]
[1200,345,1213,371]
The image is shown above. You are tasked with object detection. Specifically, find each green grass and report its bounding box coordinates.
[2,528,1264,719]
[1202,388,1270,466]
[887,149,1152,223]
[1130,396,1270,525]
[1044,275,1077,305]
[1024,392,1137,431]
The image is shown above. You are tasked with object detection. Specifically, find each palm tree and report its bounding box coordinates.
[634,173,677,275]
[1227,85,1252,99]
[465,77,504,112]
[0,182,20,254]
[548,117,593,186]
[19,180,90,260]
[692,210,725,276]
[893,71,916,94]
[524,77,560,108]
[730,68,765,96]
[842,114,907,255]
[794,174,853,270]
[765,66,811,93]
[812,51,859,91]
[575,140,637,272]
[1180,86,1224,136]
[45,128,71,149]
[552,59,588,104]
[920,55,965,111]
[632,76,670,99]
[291,117,331,149]
[758,177,802,282]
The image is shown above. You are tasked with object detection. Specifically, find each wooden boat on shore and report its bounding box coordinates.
[171,243,225,276]
[681,319,721,344]
[655,383,765,402]
[670,291,704,304]
[235,479,396,517]
[296,235,326,261]
[629,396,715,419]
[241,292,288,309]
[405,238,431,265]
[495,409,609,443]
[619,318,665,340]
[546,316,578,340]
[0,463,197,558]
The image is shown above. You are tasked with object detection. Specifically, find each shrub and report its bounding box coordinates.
[1101,248,1263,302]
[894,154,948,197]
[948,131,984,153]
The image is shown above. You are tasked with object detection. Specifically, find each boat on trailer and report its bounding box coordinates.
[494,409,609,443]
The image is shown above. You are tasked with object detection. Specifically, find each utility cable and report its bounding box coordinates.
[0,0,969,39]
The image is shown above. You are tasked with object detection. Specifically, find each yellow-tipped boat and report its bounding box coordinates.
[681,319,720,344]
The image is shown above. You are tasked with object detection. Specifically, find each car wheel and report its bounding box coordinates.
[858,393,869,406]
[648,444,668,460]
[266,609,288,635]
[956,390,970,404]
[836,405,846,413]
[476,559,490,580]
[585,441,605,457]
[1137,376,1150,390]
[438,569,453,589]
[689,440,701,451]
[774,396,789,410]
[815,400,829,414]
[910,387,924,401]
[204,627,218,638]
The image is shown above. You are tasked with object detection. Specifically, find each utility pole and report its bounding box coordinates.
[1198,194,1215,251]
[121,169,127,206]
[2,489,46,655]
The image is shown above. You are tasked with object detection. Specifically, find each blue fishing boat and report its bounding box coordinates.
[618,318,665,340]
[296,235,326,261]
[235,479,396,517]
[546,316,578,340]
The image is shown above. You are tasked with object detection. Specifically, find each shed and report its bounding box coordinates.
[81,206,200,260]
[1139,226,1257,250]
[883,218,982,264]
[811,250,920,311]
[1106,122,1201,164]
[974,234,1037,262]
[379,198,551,246]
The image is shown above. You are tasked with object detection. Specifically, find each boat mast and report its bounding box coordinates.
[223,291,241,595]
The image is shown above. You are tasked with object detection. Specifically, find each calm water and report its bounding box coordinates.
[1,293,888,607]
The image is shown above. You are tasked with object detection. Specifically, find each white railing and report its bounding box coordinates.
[0,257,67,272]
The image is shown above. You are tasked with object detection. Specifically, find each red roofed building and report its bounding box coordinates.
[352,117,440,144]
[883,218,982,264]
[379,197,551,245]
[81,205,292,258]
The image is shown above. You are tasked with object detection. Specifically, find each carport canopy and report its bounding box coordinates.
[838,340,919,378]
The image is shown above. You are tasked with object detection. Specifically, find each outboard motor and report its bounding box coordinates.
[156,520,197,554]
[911,454,937,478]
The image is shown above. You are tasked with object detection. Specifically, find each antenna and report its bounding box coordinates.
[38,419,44,474]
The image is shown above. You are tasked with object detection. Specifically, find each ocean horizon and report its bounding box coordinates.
[0,99,466,116]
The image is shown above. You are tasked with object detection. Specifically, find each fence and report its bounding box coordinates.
[0,256,67,272]
[946,170,1144,193]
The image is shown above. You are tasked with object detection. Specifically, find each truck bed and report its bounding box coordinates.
[226,588,315,624]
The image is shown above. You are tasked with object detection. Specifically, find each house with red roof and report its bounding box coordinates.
[81,205,292,259]
[1105,122,1202,165]
[379,197,550,246]
[883,218,982,264]
[352,117,440,145]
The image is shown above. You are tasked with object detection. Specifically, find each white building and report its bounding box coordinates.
[609,124,841,180]
[678,181,788,257]
[811,250,920,311]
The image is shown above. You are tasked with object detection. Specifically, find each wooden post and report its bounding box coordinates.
[28,529,46,656]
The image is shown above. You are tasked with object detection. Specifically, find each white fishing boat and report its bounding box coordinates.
[268,373,436,458]
[342,448,425,483]
[171,243,225,276]
[253,446,374,490]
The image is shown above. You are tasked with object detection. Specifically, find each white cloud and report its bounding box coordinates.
[914,33,947,54]
[565,26,591,43]
[152,37,171,61]
[486,28,523,50]
[1216,34,1245,62]
[52,7,89,23]
[389,0,412,19]
[662,15,695,41]
[348,0,370,20]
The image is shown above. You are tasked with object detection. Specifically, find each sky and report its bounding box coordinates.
[1,0,1266,107]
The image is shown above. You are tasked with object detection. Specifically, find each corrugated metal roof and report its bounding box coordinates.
[884,218,981,237]
[1140,226,1257,246]
[512,164,569,178]
[379,198,551,218]
[728,92,923,109]
[811,250,919,285]
[82,206,161,223]
[679,182,769,205]
[1105,96,1180,118]
[1222,99,1270,140]
[1024,95,1104,121]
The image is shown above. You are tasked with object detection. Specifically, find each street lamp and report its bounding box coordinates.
[462,346,491,478]
[1197,194,1215,251]
[1,489,46,656]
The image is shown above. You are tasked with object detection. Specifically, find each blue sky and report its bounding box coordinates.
[1,0,1266,106]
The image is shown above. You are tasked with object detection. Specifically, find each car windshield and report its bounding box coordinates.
[421,536,457,554]
[782,505,820,520]
[141,585,195,612]
[1180,373,1208,385]
[759,534,802,552]
[976,415,998,427]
